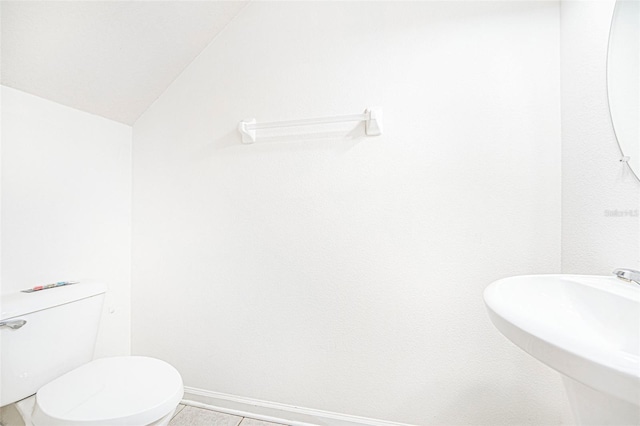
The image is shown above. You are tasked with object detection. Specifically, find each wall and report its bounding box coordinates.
[1,86,132,358]
[133,2,568,425]
[561,0,640,274]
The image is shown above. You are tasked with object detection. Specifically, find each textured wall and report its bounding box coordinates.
[1,86,132,358]
[561,0,640,274]
[132,2,568,424]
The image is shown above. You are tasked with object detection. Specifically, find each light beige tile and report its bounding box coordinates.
[169,406,243,426]
[172,404,186,419]
[239,418,288,426]
[0,403,26,426]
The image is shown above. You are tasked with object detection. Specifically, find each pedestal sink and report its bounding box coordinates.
[484,274,640,425]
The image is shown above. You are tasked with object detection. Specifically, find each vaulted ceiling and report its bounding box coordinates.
[1,1,248,125]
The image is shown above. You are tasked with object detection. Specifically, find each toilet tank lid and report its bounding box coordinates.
[0,282,106,321]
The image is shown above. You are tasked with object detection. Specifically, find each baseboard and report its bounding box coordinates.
[182,387,415,426]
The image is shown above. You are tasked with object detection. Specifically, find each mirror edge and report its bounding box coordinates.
[606,0,640,182]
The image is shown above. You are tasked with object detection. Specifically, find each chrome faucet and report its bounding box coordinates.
[613,268,640,285]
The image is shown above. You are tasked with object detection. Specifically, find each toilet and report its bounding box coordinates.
[0,282,183,426]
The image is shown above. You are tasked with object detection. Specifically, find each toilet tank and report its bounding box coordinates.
[0,283,106,407]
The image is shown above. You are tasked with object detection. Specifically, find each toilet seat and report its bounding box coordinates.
[32,356,183,426]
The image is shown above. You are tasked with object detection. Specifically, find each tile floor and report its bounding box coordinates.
[169,404,290,426]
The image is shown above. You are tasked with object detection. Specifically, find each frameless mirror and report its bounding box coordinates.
[607,0,640,181]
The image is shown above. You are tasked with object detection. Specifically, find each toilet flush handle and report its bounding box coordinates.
[0,319,27,330]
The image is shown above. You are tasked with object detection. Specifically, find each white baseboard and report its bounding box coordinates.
[182,387,415,426]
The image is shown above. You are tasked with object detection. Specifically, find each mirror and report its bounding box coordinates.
[608,0,640,180]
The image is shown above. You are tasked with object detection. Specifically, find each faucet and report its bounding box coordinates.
[613,268,640,285]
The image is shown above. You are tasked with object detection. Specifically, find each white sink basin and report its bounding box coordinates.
[484,274,640,425]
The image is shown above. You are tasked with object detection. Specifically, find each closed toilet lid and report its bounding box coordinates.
[32,356,183,426]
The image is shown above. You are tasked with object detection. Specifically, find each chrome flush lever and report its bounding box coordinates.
[0,319,27,330]
[613,268,640,285]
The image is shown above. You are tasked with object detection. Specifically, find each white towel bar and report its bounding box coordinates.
[238,107,382,144]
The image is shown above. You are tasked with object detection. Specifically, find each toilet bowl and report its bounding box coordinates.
[1,282,184,426]
[25,357,182,426]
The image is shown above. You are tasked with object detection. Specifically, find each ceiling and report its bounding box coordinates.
[1,1,248,125]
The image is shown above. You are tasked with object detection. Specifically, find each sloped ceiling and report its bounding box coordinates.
[1,1,248,125]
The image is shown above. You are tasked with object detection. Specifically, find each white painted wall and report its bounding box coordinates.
[1,1,248,125]
[1,86,132,358]
[133,2,569,424]
[561,0,640,274]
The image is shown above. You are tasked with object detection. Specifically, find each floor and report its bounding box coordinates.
[170,404,290,426]
[0,403,289,426]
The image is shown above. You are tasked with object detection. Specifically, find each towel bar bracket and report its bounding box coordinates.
[238,119,257,144]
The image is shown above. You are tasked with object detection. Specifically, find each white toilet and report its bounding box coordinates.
[0,282,183,426]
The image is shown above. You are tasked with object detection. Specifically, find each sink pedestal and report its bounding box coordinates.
[563,376,640,426]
